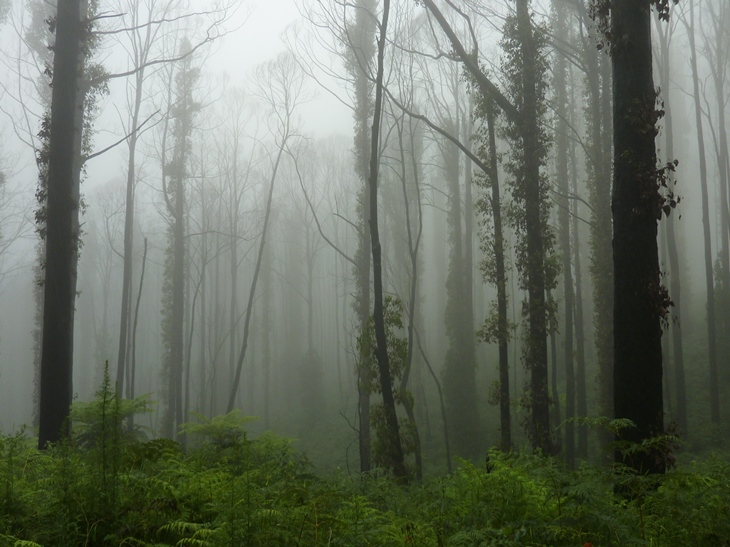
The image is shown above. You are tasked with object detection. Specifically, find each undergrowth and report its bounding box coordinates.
[0,375,728,546]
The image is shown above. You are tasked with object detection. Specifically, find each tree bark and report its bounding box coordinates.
[554,0,575,466]
[516,0,553,454]
[611,0,665,475]
[38,0,83,449]
[655,15,686,434]
[367,0,406,479]
[485,101,511,451]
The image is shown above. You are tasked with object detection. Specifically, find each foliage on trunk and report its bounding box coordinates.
[500,3,558,454]
[442,121,480,461]
[343,0,377,474]
[161,40,200,439]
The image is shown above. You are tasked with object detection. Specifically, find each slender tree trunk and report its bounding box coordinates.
[128,237,148,432]
[262,244,272,429]
[115,67,145,397]
[414,326,451,473]
[554,3,575,465]
[227,133,285,412]
[229,173,239,389]
[397,116,424,480]
[569,104,588,460]
[583,9,614,455]
[485,101,511,451]
[368,0,406,479]
[656,19,687,434]
[350,0,377,475]
[170,166,186,437]
[198,190,207,415]
[549,296,561,452]
[684,1,719,423]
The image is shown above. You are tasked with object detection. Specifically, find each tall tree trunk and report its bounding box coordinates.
[228,167,239,389]
[368,0,406,479]
[656,17,687,434]
[169,165,186,438]
[549,295,561,452]
[569,98,588,460]
[583,7,614,455]
[115,65,146,397]
[516,0,553,454]
[443,112,479,459]
[397,115,424,480]
[38,0,83,449]
[611,0,665,475]
[683,1,719,423]
[128,237,148,432]
[349,0,377,474]
[554,1,575,466]
[262,244,272,429]
[485,101,511,451]
[227,130,285,412]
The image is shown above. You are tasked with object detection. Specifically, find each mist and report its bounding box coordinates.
[0,0,728,478]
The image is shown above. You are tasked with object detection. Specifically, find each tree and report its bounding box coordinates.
[111,0,234,398]
[419,0,556,454]
[474,97,512,452]
[611,0,669,474]
[654,5,686,435]
[553,0,576,467]
[38,0,85,448]
[366,0,407,479]
[160,38,200,439]
[502,0,557,454]
[679,0,719,424]
[344,0,377,474]
[579,0,614,457]
[227,52,306,413]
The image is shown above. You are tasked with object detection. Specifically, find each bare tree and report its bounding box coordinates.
[227,52,308,412]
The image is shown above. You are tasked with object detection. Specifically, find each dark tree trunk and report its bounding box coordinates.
[486,101,511,451]
[516,0,553,454]
[611,0,665,475]
[38,0,83,449]
[368,0,406,479]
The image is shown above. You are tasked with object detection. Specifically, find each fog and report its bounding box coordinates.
[0,0,728,472]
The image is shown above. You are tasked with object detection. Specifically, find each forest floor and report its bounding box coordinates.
[1,381,729,546]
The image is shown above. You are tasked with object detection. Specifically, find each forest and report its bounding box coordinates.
[0,0,729,544]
